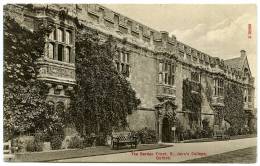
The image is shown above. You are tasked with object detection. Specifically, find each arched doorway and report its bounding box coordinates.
[155,99,177,143]
[162,117,171,142]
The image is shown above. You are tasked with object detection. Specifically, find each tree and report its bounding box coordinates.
[69,28,141,136]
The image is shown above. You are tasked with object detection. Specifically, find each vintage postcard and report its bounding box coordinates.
[2,3,257,163]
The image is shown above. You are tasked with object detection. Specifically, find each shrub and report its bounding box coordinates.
[136,128,157,144]
[26,139,35,152]
[25,138,43,152]
[34,141,43,152]
[249,126,256,134]
[193,127,203,139]
[34,132,45,142]
[175,120,185,141]
[226,126,238,136]
[200,128,213,138]
[207,129,214,138]
[50,135,63,150]
[96,134,106,146]
[183,130,192,140]
[200,129,208,138]
[240,126,249,135]
[68,135,84,149]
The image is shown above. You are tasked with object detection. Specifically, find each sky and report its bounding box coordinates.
[103,4,257,78]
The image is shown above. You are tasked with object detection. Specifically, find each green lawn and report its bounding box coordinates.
[184,146,256,163]
[14,144,172,162]
[183,134,257,143]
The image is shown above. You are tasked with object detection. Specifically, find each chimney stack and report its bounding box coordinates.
[160,31,169,42]
[240,50,246,57]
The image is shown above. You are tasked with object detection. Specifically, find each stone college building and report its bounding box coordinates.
[4,4,256,143]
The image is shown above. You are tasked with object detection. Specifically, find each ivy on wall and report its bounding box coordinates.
[3,16,57,140]
[202,76,246,132]
[204,76,219,122]
[3,16,68,140]
[204,77,213,106]
[69,27,141,136]
[182,79,202,127]
[223,82,246,131]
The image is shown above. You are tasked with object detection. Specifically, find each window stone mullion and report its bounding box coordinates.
[54,42,58,60]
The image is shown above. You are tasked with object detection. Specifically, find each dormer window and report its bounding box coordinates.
[244,68,249,77]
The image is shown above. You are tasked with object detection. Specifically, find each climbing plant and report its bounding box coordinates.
[3,16,66,140]
[69,27,141,136]
[204,77,213,106]
[182,79,202,127]
[223,82,246,134]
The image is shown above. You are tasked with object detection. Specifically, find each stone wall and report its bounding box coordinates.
[129,50,158,109]
[127,110,156,131]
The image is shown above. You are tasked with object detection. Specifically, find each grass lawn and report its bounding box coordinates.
[183,134,257,143]
[14,144,172,162]
[183,146,256,163]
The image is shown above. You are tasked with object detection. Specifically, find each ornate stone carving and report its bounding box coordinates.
[156,84,176,100]
[155,99,177,143]
[67,86,74,91]
[37,59,76,84]
[56,85,63,90]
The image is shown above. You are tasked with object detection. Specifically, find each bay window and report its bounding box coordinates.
[57,28,64,42]
[58,44,63,61]
[48,43,54,59]
[47,24,74,63]
[64,47,71,63]
[158,61,175,86]
[214,78,224,96]
[65,30,72,44]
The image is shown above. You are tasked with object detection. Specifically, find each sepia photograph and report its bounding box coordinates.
[2,1,257,163]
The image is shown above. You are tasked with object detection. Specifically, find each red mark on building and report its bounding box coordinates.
[248,24,252,39]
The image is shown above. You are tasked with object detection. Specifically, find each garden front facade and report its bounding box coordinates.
[3,4,256,155]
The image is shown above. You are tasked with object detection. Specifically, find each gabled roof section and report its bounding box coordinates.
[242,56,252,76]
[224,57,244,70]
[224,50,252,76]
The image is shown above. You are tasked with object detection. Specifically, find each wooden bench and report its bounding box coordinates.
[214,130,230,140]
[111,132,138,150]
